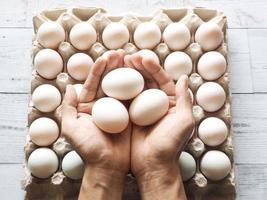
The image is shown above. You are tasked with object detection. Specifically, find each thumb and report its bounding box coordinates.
[62,85,78,139]
[175,75,192,113]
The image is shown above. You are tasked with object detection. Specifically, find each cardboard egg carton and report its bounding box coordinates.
[22,7,235,200]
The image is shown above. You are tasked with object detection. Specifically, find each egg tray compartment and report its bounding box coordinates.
[22,7,235,200]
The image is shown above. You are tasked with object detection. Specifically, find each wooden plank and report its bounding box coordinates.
[0,28,31,93]
[232,94,267,164]
[0,93,27,163]
[0,163,266,200]
[248,29,267,93]
[0,164,25,200]
[0,0,29,28]
[228,29,253,93]
[235,164,267,200]
[1,93,267,164]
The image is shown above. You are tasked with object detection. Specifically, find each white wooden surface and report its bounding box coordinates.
[0,0,267,199]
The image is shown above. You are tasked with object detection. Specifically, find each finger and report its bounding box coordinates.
[175,75,192,113]
[117,49,125,67]
[77,101,96,114]
[79,57,106,103]
[124,54,135,68]
[62,85,78,137]
[96,51,121,98]
[142,58,175,96]
[131,54,158,89]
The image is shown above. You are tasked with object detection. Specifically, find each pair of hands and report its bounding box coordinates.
[62,50,195,200]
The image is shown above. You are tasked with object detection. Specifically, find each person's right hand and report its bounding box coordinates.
[125,54,195,200]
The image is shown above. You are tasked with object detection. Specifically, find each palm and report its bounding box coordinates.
[69,113,131,172]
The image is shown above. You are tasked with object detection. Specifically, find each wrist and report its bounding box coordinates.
[135,164,187,200]
[79,165,126,200]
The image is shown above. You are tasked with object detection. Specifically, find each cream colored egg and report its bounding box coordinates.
[62,151,85,180]
[195,23,223,51]
[69,22,97,50]
[28,148,59,179]
[137,49,160,64]
[198,117,228,146]
[197,51,226,81]
[102,22,129,49]
[34,49,63,79]
[129,89,169,126]
[92,97,129,133]
[102,68,144,100]
[196,82,226,112]
[178,152,196,182]
[134,22,161,49]
[67,53,94,81]
[164,52,192,80]
[37,21,65,49]
[163,23,191,51]
[73,84,83,97]
[29,117,59,146]
[32,84,61,113]
[200,150,231,181]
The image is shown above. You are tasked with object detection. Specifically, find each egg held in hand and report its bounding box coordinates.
[129,89,169,126]
[92,97,129,134]
[102,68,144,100]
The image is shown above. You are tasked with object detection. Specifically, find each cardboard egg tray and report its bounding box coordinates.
[21,7,235,200]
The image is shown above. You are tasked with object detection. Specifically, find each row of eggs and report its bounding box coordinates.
[37,20,223,52]
[34,48,227,82]
[27,147,231,182]
[30,116,228,148]
[32,77,226,115]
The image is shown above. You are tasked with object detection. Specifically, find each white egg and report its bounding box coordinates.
[67,53,94,81]
[200,150,231,181]
[73,84,83,97]
[102,22,130,49]
[137,49,160,64]
[129,89,169,126]
[195,23,223,51]
[34,49,63,79]
[32,84,61,113]
[196,82,226,112]
[29,117,59,146]
[102,68,144,100]
[69,22,97,50]
[62,151,85,180]
[37,21,65,49]
[198,117,228,146]
[164,51,192,80]
[197,51,226,81]
[92,97,129,133]
[28,148,59,179]
[134,22,161,49]
[178,152,196,181]
[163,23,191,51]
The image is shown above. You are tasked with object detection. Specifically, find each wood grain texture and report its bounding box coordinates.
[0,0,266,200]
